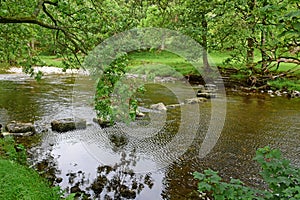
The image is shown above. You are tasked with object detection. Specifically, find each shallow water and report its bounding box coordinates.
[0,74,299,199]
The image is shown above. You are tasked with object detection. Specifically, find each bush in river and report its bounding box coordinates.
[194,146,300,200]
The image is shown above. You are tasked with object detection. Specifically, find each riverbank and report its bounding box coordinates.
[7,66,89,75]
[5,64,300,99]
[0,137,63,200]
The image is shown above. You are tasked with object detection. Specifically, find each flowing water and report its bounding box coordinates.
[0,73,299,200]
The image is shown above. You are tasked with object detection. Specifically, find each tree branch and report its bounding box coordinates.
[0,16,87,54]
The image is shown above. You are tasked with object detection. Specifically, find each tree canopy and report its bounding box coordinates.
[0,0,299,81]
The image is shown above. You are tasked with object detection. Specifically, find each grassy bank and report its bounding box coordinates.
[0,137,63,200]
[4,50,300,91]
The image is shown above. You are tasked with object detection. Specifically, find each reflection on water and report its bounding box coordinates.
[0,74,299,199]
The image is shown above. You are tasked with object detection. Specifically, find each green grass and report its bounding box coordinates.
[268,78,300,91]
[127,50,199,76]
[0,159,62,200]
[0,137,63,200]
[39,55,64,68]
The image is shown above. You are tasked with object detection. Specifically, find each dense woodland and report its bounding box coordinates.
[0,0,299,80]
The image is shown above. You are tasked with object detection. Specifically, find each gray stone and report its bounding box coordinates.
[205,84,217,90]
[5,121,36,136]
[51,118,86,132]
[150,102,167,111]
[290,90,300,98]
[93,118,113,128]
[197,92,216,98]
[136,110,145,118]
[184,97,207,104]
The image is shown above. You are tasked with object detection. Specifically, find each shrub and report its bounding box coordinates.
[194,146,300,200]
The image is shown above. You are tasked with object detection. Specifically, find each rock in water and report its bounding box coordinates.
[5,121,36,136]
[184,97,207,104]
[93,118,113,128]
[205,83,217,90]
[197,92,216,98]
[150,102,167,111]
[197,83,217,98]
[51,118,86,132]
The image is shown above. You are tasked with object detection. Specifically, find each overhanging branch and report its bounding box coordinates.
[0,16,87,54]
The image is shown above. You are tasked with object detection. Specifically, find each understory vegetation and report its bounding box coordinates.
[194,146,300,200]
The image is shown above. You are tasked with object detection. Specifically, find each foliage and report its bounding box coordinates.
[254,146,300,199]
[194,146,300,200]
[94,55,144,124]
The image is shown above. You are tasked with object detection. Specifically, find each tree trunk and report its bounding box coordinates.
[246,0,256,69]
[246,37,254,68]
[201,14,210,74]
[260,0,268,71]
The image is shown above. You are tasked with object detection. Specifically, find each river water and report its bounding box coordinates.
[0,73,299,199]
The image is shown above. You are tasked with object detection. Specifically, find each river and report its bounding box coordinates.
[0,73,299,199]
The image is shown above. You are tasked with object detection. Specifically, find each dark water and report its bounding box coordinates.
[0,74,299,199]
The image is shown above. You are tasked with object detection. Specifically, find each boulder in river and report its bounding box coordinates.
[5,121,36,136]
[51,118,86,132]
[150,102,167,111]
[93,118,113,128]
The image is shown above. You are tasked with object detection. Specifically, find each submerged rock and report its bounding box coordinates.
[150,102,167,111]
[51,118,86,132]
[5,121,36,136]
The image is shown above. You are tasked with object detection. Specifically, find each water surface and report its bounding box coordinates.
[0,73,299,199]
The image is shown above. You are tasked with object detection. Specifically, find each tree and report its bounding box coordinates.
[218,0,300,76]
[0,0,137,67]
